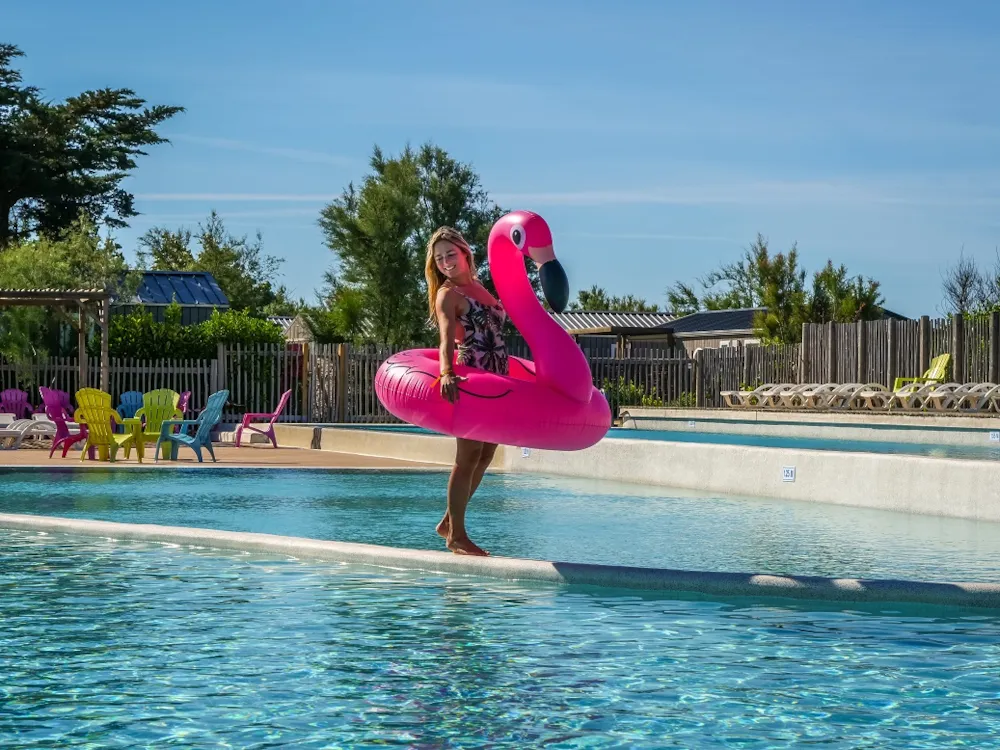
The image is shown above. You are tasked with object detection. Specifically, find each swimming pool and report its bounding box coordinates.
[4,528,1000,748]
[4,467,1000,583]
[340,422,1000,461]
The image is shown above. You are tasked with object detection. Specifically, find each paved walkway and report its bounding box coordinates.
[0,443,442,470]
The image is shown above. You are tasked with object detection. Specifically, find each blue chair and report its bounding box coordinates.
[115,390,144,433]
[154,390,229,463]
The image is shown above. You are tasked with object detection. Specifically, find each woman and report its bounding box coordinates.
[425,225,508,557]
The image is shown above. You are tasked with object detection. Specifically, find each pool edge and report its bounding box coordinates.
[4,512,1000,610]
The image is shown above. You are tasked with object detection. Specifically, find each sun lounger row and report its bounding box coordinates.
[722,380,1000,412]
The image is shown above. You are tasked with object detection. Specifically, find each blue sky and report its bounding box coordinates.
[8,0,1000,317]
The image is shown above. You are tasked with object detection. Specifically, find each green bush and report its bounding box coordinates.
[92,304,284,359]
[600,376,664,417]
[665,391,696,408]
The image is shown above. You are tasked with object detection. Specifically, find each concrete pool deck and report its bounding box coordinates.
[3,512,1000,610]
[0,444,443,470]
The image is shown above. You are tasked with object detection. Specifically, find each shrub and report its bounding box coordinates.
[600,376,664,417]
[93,305,284,359]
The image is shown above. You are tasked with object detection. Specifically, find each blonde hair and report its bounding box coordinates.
[425,226,476,321]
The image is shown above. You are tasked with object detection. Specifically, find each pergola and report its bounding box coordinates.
[0,288,111,392]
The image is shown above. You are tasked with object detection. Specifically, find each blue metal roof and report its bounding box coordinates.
[130,271,229,308]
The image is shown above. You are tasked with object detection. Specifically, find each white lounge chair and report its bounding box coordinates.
[920,382,992,411]
[721,382,799,408]
[955,384,1000,413]
[0,418,56,449]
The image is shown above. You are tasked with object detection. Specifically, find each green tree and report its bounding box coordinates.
[665,234,884,343]
[136,211,286,314]
[809,260,883,323]
[0,214,138,360]
[318,142,533,346]
[570,285,660,312]
[0,43,183,246]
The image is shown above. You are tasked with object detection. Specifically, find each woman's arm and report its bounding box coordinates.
[435,289,464,402]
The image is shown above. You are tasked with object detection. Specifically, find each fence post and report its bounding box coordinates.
[886,318,897,389]
[78,304,88,390]
[991,311,1000,384]
[825,323,837,383]
[214,342,226,394]
[693,348,705,408]
[917,315,931,377]
[300,342,311,422]
[856,320,867,383]
[798,323,810,384]
[952,315,965,383]
[335,343,349,422]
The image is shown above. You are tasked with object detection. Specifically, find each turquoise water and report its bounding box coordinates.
[4,529,1000,748]
[344,423,1000,461]
[3,468,1000,583]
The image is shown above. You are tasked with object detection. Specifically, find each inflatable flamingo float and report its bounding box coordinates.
[374,210,611,450]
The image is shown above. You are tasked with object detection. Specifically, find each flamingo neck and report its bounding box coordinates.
[490,243,594,403]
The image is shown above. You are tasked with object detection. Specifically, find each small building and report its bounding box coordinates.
[643,307,765,355]
[628,306,912,356]
[506,310,678,358]
[268,314,314,343]
[114,271,230,325]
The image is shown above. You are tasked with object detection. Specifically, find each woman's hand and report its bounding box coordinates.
[440,372,466,403]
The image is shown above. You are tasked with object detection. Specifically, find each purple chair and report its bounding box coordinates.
[172,391,191,434]
[0,388,35,419]
[39,386,93,459]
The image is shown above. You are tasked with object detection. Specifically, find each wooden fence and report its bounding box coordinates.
[801,313,1000,388]
[4,312,1000,421]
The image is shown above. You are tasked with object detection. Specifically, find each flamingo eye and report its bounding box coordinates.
[510,225,526,250]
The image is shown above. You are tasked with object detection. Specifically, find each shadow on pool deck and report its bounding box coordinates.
[0,443,444,470]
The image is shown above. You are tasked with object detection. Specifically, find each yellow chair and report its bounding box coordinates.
[125,389,182,460]
[892,353,950,391]
[73,388,138,462]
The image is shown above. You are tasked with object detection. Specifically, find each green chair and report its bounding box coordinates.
[74,388,137,462]
[892,353,950,391]
[124,389,183,460]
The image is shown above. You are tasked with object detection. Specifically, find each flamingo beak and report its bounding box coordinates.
[529,245,569,313]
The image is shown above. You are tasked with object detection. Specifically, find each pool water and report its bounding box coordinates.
[4,529,1000,748]
[3,467,1000,583]
[346,423,1000,461]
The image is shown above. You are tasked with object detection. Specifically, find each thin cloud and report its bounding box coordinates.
[563,232,742,243]
[136,193,339,202]
[169,134,356,166]
[495,178,1000,208]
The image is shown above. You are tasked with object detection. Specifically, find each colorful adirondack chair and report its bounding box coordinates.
[174,391,191,434]
[235,389,291,448]
[892,353,951,391]
[0,389,35,419]
[74,388,137,462]
[115,390,144,433]
[155,389,229,463]
[38,387,75,422]
[126,389,182,460]
[39,386,92,459]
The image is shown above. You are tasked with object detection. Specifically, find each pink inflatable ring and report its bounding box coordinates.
[374,210,611,450]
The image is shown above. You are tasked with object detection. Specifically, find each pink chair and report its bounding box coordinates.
[235,389,291,448]
[0,388,36,419]
[39,386,93,459]
[173,391,191,434]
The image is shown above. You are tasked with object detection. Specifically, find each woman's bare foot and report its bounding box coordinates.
[446,535,490,556]
[436,516,450,539]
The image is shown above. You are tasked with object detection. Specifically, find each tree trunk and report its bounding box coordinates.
[0,201,12,248]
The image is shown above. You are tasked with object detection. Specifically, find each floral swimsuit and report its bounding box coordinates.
[452,287,509,376]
